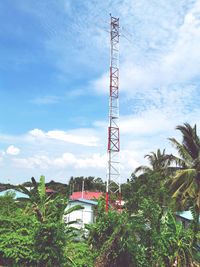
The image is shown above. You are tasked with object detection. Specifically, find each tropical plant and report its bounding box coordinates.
[0,226,36,266]
[0,190,17,216]
[33,203,84,267]
[161,211,193,266]
[125,149,174,213]
[134,148,173,176]
[88,197,119,251]
[169,123,200,241]
[15,175,57,223]
[8,176,84,266]
[34,222,67,267]
[0,209,37,266]
[65,241,94,267]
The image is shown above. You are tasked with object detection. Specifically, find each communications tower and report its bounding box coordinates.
[106,15,121,212]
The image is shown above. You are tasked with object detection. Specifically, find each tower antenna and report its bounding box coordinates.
[106,15,121,212]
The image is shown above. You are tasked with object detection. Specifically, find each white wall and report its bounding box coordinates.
[64,201,95,229]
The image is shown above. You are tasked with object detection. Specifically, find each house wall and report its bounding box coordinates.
[64,201,94,229]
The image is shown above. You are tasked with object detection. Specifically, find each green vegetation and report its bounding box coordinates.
[0,123,200,266]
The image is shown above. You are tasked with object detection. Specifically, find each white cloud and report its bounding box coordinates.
[52,152,107,170]
[10,148,143,181]
[13,155,50,169]
[29,129,46,138]
[75,153,107,169]
[52,153,76,168]
[29,128,100,147]
[0,150,5,163]
[65,89,85,98]
[120,150,140,174]
[92,0,200,120]
[120,110,172,135]
[31,95,60,105]
[13,152,107,171]
[6,145,20,156]
[88,1,200,168]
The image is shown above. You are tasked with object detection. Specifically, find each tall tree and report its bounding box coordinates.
[125,149,173,212]
[169,123,200,241]
[135,148,173,176]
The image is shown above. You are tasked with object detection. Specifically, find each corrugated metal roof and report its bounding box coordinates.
[177,210,200,222]
[0,189,28,199]
[70,191,103,200]
[69,198,98,205]
[45,188,55,193]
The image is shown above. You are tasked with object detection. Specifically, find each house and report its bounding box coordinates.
[0,189,27,199]
[45,188,56,194]
[176,210,200,228]
[64,198,98,229]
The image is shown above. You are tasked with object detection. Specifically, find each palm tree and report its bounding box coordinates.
[169,123,200,241]
[124,149,175,230]
[134,148,174,207]
[135,148,173,176]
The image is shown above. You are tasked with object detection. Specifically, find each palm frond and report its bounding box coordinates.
[15,197,30,202]
[144,151,157,167]
[38,175,46,201]
[44,192,55,204]
[144,149,176,172]
[169,138,192,163]
[169,155,186,167]
[170,169,197,204]
[190,206,197,221]
[176,123,200,160]
[64,204,84,215]
[31,177,38,189]
[17,185,32,197]
[134,165,152,174]
[171,183,186,199]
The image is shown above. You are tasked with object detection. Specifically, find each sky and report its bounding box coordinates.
[1,0,200,184]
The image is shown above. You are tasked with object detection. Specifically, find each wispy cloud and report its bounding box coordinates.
[0,150,5,163]
[6,145,20,156]
[92,0,200,125]
[29,128,100,147]
[31,95,60,105]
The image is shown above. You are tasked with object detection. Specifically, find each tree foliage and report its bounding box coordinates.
[65,242,94,267]
[169,123,200,243]
[1,123,200,266]
[69,176,105,193]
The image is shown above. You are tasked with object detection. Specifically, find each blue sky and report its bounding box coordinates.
[1,0,200,184]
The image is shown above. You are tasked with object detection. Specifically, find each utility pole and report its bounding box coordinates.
[106,15,121,212]
[81,179,85,198]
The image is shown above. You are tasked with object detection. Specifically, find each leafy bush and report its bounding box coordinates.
[0,215,37,266]
[0,228,36,266]
[34,222,66,267]
[65,242,94,267]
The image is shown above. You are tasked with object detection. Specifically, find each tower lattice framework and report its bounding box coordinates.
[106,15,121,212]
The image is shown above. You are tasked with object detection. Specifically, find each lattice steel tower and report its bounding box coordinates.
[106,15,121,212]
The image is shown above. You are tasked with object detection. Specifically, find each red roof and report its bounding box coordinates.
[70,191,103,200]
[45,188,55,193]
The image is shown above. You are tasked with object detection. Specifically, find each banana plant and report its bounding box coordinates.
[15,176,84,224]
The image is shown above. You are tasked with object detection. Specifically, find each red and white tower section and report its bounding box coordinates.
[106,16,121,212]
